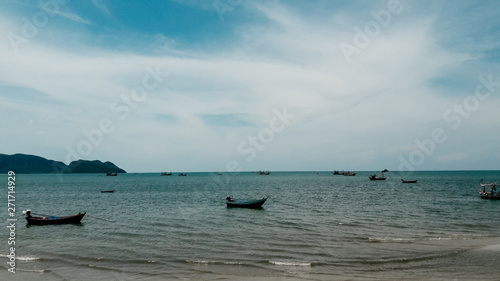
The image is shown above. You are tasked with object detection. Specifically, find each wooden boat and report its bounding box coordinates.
[161,172,172,176]
[26,212,86,225]
[258,171,270,175]
[479,192,500,200]
[478,181,498,199]
[227,198,267,209]
[178,173,187,176]
[100,190,115,193]
[369,174,386,180]
[401,179,417,183]
[106,172,117,176]
[334,170,356,176]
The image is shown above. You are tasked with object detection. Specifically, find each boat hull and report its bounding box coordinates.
[401,179,417,183]
[26,212,86,225]
[227,198,267,209]
[479,193,500,200]
[369,174,386,180]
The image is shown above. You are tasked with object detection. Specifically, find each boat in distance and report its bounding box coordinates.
[333,170,356,176]
[25,212,86,225]
[401,179,417,183]
[226,198,267,209]
[106,172,118,176]
[100,190,115,193]
[369,174,386,180]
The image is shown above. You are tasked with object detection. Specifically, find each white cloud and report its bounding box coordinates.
[1,1,499,172]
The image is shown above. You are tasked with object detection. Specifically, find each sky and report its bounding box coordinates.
[1,0,499,173]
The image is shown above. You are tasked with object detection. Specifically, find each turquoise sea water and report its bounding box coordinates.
[2,171,500,280]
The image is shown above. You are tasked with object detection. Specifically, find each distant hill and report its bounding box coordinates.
[0,153,126,174]
[68,160,126,174]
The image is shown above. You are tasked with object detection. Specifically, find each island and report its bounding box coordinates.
[0,153,126,174]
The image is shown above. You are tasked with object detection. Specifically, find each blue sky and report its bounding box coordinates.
[1,0,499,172]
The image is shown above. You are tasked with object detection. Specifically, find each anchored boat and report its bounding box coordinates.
[369,174,386,180]
[478,181,499,200]
[226,197,267,209]
[401,179,417,183]
[25,210,86,225]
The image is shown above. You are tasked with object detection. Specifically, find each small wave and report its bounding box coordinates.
[338,222,361,227]
[16,268,47,273]
[268,261,312,267]
[364,237,415,243]
[363,236,468,243]
[0,254,40,261]
[356,251,462,266]
[426,237,453,241]
[18,256,41,261]
[185,259,247,265]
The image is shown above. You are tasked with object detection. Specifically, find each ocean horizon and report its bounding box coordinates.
[4,169,500,174]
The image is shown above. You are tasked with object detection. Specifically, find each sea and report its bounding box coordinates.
[2,171,500,281]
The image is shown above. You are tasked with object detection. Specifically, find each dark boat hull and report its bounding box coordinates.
[100,190,115,193]
[26,212,86,225]
[369,177,386,180]
[479,192,500,200]
[227,198,267,209]
[401,179,417,183]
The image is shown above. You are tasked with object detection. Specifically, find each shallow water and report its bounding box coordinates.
[2,171,500,280]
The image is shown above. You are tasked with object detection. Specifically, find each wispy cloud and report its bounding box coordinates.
[92,0,111,15]
[1,0,499,171]
[56,10,92,25]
